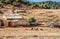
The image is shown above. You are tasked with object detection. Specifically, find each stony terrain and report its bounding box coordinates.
[0,27,60,39]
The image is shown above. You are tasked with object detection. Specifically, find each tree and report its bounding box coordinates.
[12,1,20,6]
[0,4,3,8]
[4,0,12,4]
[19,0,27,4]
[0,0,4,3]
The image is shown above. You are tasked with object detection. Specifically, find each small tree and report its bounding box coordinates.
[4,0,12,4]
[12,2,19,6]
[28,17,36,24]
[0,4,3,8]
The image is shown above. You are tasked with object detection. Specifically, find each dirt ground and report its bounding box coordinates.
[0,27,60,39]
[1,8,60,39]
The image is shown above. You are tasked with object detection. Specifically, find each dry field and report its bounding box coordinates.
[0,27,60,39]
[1,9,60,39]
[26,9,60,24]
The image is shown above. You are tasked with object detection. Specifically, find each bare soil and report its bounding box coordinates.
[0,27,60,39]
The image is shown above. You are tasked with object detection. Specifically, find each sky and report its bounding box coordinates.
[28,0,60,2]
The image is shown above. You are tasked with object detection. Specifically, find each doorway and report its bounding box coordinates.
[0,20,4,27]
[8,21,12,27]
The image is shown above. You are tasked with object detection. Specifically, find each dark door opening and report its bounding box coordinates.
[8,21,12,27]
[0,20,4,27]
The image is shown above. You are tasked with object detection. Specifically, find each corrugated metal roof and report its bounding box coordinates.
[5,14,23,19]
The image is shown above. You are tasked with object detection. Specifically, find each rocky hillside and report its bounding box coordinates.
[24,9,60,26]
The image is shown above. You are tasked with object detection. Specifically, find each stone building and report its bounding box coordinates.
[0,13,27,27]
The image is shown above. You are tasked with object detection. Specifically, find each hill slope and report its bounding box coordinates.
[0,0,60,9]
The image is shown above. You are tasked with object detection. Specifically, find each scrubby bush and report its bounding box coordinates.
[0,4,3,8]
[28,17,36,23]
[12,2,20,6]
[4,0,12,4]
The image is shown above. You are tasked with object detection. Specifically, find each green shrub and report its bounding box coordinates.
[28,17,36,23]
[0,4,3,8]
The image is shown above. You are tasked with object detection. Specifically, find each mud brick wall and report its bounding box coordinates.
[4,20,8,27]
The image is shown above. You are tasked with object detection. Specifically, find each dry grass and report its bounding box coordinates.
[24,9,60,27]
